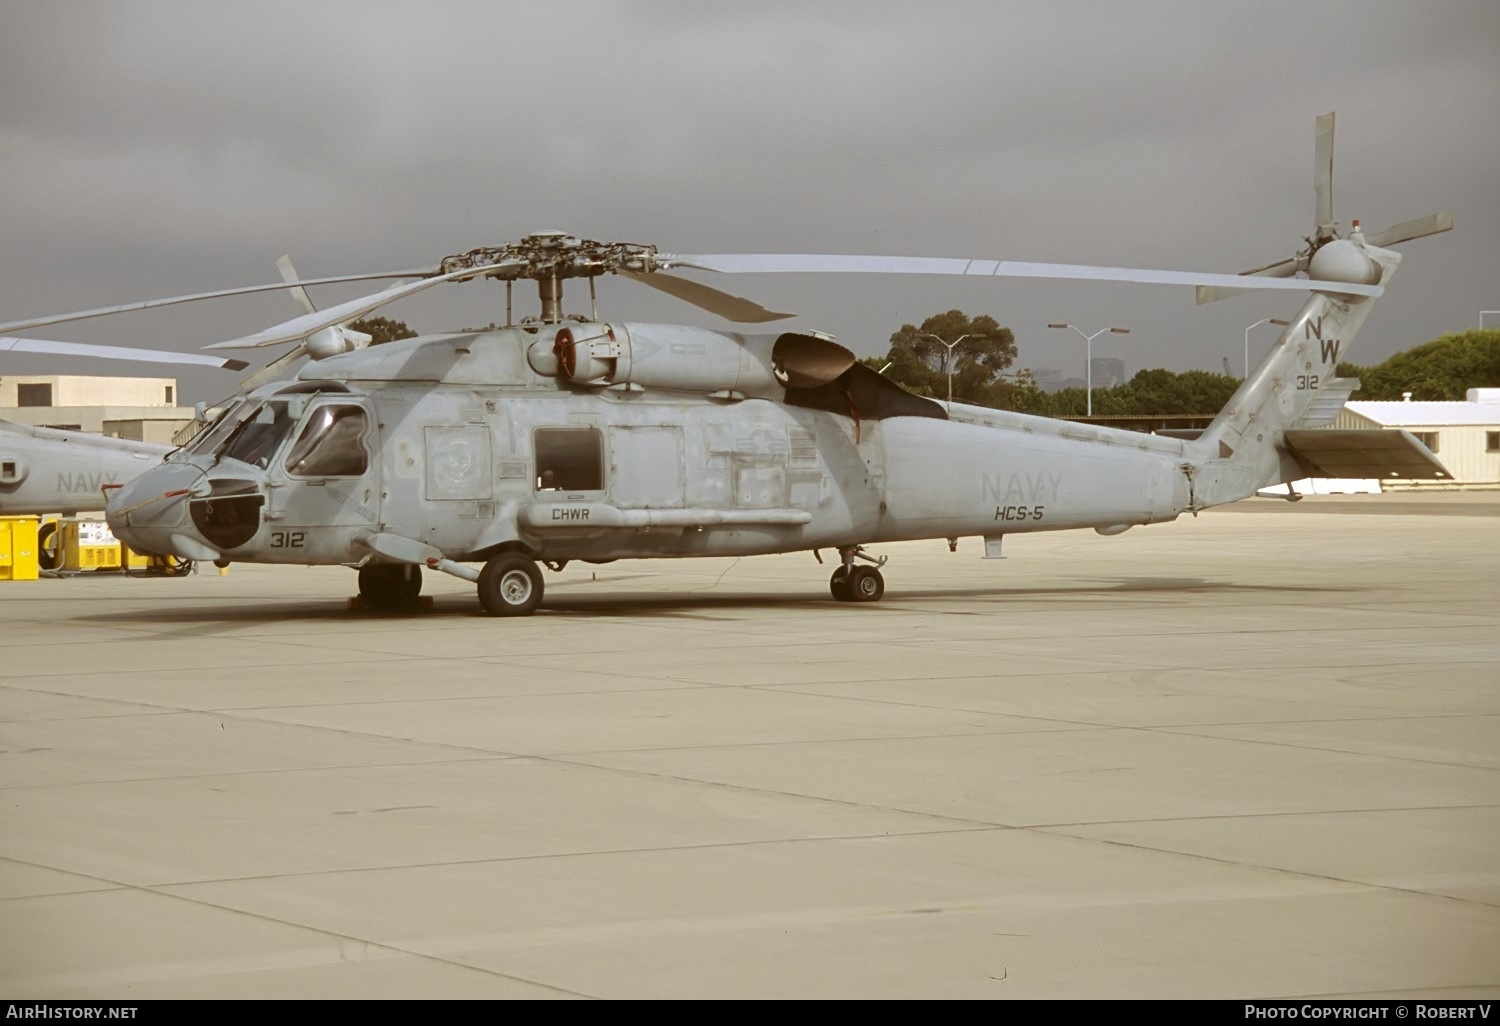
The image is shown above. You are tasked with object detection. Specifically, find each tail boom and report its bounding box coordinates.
[1185,245,1400,508]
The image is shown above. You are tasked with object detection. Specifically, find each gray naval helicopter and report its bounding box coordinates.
[0,341,247,521]
[3,115,1452,616]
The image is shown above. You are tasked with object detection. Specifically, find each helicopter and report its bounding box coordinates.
[0,255,353,521]
[0,114,1452,616]
[0,346,247,520]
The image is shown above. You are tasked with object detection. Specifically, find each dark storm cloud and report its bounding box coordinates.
[1,0,1496,402]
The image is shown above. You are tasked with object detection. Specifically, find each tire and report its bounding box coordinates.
[478,553,544,617]
[847,566,884,602]
[358,562,423,612]
[37,521,60,571]
[829,567,853,601]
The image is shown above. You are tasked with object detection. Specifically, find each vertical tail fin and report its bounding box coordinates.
[1184,242,1400,507]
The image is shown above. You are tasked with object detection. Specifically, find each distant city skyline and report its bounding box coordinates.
[1033,357,1128,393]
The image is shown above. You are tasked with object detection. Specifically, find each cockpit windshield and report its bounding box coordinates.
[182,398,250,457]
[187,398,302,469]
[184,396,370,477]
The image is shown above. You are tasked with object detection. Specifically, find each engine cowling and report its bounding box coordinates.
[526,323,857,397]
[552,324,624,384]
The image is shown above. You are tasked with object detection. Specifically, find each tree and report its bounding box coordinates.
[348,317,417,346]
[998,368,1240,418]
[872,310,1018,405]
[1337,328,1500,400]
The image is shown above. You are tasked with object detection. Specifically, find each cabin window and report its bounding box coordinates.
[17,384,52,407]
[1413,431,1439,454]
[1488,431,1500,453]
[284,404,370,477]
[534,427,603,491]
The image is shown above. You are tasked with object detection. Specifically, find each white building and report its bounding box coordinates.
[0,375,196,444]
[1332,388,1500,488]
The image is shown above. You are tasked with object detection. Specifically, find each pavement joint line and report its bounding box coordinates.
[0,753,521,791]
[1028,801,1500,829]
[126,825,1012,890]
[1033,827,1500,911]
[1140,723,1500,772]
[5,879,587,999]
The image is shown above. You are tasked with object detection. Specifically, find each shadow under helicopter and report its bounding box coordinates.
[72,576,1363,640]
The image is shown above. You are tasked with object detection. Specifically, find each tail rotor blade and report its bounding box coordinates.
[1364,210,1454,249]
[1315,111,1335,232]
[1241,255,1302,278]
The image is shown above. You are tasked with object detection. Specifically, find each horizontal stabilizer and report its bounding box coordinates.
[1281,429,1453,480]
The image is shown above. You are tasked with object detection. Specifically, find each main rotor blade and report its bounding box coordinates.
[276,255,320,316]
[662,253,1382,298]
[0,267,438,335]
[1195,256,1299,306]
[203,262,516,350]
[618,270,794,323]
[1315,111,1335,231]
[238,343,308,391]
[0,336,250,371]
[1363,209,1454,248]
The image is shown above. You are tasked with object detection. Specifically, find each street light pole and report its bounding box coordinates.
[915,332,977,404]
[1243,318,1291,377]
[1047,323,1129,417]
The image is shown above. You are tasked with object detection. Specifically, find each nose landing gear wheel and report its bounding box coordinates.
[829,567,853,601]
[478,553,544,617]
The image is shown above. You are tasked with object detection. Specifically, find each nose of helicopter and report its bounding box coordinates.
[106,461,218,560]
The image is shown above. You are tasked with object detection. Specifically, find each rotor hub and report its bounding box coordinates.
[438,233,660,282]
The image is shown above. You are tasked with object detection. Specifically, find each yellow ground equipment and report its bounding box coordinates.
[48,518,151,572]
[0,515,41,581]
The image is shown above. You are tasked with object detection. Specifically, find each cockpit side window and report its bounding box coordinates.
[284,404,369,477]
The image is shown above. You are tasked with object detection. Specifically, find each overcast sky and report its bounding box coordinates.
[2,0,1496,404]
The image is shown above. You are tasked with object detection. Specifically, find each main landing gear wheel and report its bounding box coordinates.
[358,562,423,611]
[830,565,884,602]
[847,565,884,602]
[478,553,544,617]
